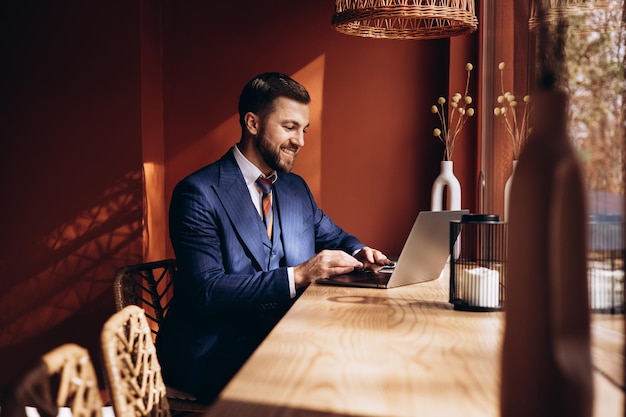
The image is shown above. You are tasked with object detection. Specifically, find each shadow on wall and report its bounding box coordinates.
[0,171,143,349]
[0,1,145,396]
[0,171,144,396]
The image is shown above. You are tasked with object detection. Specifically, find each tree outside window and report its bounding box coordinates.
[564,0,625,215]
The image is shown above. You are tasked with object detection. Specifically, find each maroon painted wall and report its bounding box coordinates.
[0,1,144,394]
[0,0,479,399]
[161,0,479,257]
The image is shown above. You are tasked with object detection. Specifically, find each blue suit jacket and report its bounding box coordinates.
[156,149,363,401]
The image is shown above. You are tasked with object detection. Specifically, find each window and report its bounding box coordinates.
[481,0,625,221]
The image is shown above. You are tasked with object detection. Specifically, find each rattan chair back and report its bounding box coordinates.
[42,344,104,417]
[113,259,176,341]
[112,261,214,413]
[3,343,103,417]
[100,305,171,417]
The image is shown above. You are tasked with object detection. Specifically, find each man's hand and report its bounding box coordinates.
[293,249,363,288]
[354,246,394,271]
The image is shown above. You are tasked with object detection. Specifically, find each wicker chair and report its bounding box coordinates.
[113,259,176,341]
[3,343,103,417]
[112,260,213,413]
[100,305,170,417]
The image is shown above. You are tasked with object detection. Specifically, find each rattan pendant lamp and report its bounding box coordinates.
[528,0,611,30]
[331,0,478,40]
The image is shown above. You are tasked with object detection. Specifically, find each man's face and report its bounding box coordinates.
[255,97,310,173]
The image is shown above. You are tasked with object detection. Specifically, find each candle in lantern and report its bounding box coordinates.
[460,266,500,308]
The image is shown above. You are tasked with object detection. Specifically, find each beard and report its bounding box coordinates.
[256,126,296,173]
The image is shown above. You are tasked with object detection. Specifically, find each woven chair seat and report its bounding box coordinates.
[165,387,197,401]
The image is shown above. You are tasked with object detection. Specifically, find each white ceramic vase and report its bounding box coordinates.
[431,160,461,211]
[503,160,518,222]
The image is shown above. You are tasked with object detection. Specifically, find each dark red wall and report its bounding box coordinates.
[0,1,144,394]
[0,0,479,398]
[161,0,479,257]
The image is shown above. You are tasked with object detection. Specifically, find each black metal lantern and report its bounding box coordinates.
[450,214,507,312]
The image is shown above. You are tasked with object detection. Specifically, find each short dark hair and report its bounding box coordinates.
[238,72,311,128]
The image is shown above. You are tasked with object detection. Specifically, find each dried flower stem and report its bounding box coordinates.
[494,62,531,160]
[432,63,475,161]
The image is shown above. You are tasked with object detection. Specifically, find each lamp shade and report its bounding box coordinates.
[332,0,478,40]
[529,0,610,30]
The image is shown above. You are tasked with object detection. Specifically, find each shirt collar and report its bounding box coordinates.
[233,144,278,186]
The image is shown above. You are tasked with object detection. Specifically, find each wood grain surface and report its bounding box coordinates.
[203,273,623,417]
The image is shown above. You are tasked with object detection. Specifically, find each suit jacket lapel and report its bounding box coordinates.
[214,151,270,269]
[274,176,308,265]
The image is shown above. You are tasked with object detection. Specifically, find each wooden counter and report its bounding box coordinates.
[204,272,624,417]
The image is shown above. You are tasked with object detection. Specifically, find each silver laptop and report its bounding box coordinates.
[316,210,468,289]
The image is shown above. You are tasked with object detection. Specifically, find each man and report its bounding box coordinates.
[156,72,391,402]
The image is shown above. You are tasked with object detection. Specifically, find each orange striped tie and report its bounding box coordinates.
[256,176,273,239]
